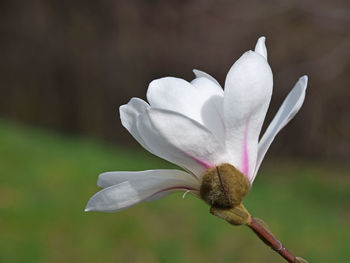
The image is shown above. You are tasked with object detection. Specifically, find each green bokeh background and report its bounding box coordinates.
[1,121,349,263]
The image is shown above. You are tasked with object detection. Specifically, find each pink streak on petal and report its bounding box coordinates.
[174,146,213,177]
[242,122,250,178]
[186,153,213,169]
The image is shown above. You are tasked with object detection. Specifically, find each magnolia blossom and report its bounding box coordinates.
[85,37,308,212]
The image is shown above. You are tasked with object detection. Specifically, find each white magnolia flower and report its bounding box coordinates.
[85,37,308,212]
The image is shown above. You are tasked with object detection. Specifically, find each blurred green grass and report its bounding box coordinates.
[0,121,349,263]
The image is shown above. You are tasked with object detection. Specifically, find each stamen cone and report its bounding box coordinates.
[200,163,251,208]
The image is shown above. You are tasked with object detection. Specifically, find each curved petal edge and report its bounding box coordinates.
[253,75,308,181]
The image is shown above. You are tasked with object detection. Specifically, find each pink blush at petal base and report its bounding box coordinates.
[242,123,250,178]
[187,153,213,169]
[177,145,213,170]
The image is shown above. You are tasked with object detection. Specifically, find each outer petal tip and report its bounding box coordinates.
[192,69,221,87]
[295,75,308,94]
[192,69,201,77]
[97,173,105,188]
[119,103,126,114]
[119,97,149,128]
[119,105,128,123]
[254,36,268,60]
[147,77,179,91]
[299,75,309,86]
[84,195,99,212]
[84,203,93,212]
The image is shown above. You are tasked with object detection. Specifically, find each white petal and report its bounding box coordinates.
[191,77,225,143]
[137,108,229,176]
[224,50,273,180]
[254,36,267,60]
[144,190,177,202]
[98,169,198,188]
[191,76,223,97]
[146,77,204,123]
[147,77,225,142]
[192,69,221,87]
[85,170,199,212]
[146,188,199,202]
[253,76,308,181]
[119,98,153,152]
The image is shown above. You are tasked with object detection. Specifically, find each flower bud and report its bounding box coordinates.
[200,163,251,208]
[210,203,251,225]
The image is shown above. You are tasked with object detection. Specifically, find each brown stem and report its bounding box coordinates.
[248,217,295,263]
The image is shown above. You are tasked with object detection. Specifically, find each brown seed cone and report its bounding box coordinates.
[200,163,251,208]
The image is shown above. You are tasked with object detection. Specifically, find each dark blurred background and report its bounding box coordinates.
[1,0,349,159]
[1,1,350,263]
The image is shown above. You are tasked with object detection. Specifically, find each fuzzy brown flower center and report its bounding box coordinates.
[200,163,251,209]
